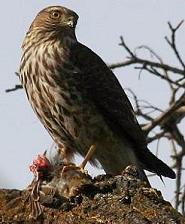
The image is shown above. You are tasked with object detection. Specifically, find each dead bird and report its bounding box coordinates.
[27,145,95,219]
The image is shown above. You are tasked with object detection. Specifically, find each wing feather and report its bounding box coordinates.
[71,43,147,150]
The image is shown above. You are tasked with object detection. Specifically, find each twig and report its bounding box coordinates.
[5,85,23,93]
[119,36,136,58]
[165,20,185,70]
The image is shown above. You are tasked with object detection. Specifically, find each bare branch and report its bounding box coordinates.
[147,131,166,144]
[109,57,185,76]
[5,84,23,93]
[119,36,136,58]
[165,21,185,70]
[175,156,182,209]
[142,92,185,133]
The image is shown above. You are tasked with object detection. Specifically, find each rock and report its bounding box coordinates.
[0,169,184,224]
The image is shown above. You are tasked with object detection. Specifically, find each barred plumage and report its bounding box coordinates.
[19,6,176,183]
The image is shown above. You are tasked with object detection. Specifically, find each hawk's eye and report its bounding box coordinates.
[51,10,61,19]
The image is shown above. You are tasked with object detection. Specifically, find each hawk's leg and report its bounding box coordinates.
[79,144,96,172]
[58,144,74,165]
[61,144,96,175]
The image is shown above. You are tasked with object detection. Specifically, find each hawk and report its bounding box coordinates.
[19,5,176,183]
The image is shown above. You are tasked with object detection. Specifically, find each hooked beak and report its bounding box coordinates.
[66,17,78,28]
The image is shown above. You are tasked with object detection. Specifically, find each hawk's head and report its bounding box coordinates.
[29,6,79,33]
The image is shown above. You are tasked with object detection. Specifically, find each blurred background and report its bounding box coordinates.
[0,0,184,207]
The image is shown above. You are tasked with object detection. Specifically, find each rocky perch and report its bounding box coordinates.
[0,165,184,224]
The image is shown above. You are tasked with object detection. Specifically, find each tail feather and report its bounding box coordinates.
[139,149,176,179]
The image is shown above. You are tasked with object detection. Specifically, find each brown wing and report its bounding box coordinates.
[70,42,176,179]
[71,43,147,150]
